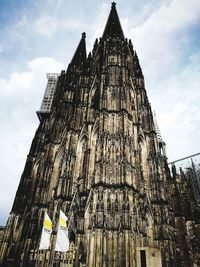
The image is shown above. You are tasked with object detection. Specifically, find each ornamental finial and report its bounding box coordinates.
[112,2,116,8]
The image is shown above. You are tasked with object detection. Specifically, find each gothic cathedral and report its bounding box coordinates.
[1,3,200,267]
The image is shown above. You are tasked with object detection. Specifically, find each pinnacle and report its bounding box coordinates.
[153,111,164,144]
[102,2,124,39]
[82,32,86,39]
[111,2,116,8]
[69,33,87,71]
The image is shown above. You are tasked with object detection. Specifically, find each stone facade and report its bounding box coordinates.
[0,3,200,267]
[0,228,4,243]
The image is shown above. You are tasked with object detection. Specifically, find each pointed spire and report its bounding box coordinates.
[68,32,87,71]
[102,2,124,39]
[153,111,167,157]
[134,51,143,78]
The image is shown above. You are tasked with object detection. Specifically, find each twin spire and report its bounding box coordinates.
[68,3,124,70]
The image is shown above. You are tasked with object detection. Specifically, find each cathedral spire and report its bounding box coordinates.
[68,32,87,71]
[153,111,163,142]
[153,111,166,156]
[102,2,124,39]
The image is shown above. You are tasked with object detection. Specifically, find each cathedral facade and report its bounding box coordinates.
[0,3,200,267]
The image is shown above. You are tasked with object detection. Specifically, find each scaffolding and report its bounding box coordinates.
[37,73,59,121]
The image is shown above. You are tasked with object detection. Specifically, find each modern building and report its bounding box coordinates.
[0,3,200,267]
[37,73,59,121]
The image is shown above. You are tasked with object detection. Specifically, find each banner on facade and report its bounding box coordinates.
[55,210,69,252]
[39,211,52,250]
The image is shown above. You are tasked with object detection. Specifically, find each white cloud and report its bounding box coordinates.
[33,15,88,38]
[0,57,65,225]
[34,16,60,38]
[153,51,200,160]
[0,57,64,98]
[127,0,200,80]
[124,0,200,160]
[0,46,4,53]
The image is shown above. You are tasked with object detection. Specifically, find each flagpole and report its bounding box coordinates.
[36,208,46,267]
[51,209,70,266]
[35,250,39,267]
[50,225,56,267]
[51,250,55,267]
[50,209,60,267]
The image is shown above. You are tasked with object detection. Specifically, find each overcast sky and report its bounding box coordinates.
[0,0,200,225]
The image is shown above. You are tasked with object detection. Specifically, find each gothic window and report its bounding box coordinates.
[32,162,39,180]
[82,141,88,178]
[91,88,100,109]
[75,135,88,191]
[139,137,148,181]
[88,129,98,186]
[47,149,63,200]
[147,211,154,240]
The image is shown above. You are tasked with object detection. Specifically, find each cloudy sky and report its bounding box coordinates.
[0,0,200,225]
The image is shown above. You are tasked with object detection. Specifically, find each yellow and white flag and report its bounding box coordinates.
[55,210,69,252]
[39,211,52,250]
